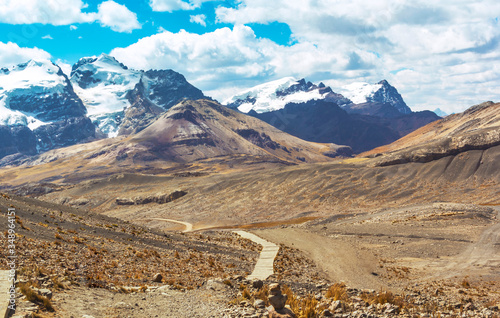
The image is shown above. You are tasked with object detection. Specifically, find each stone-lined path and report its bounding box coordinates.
[1,270,13,318]
[233,231,280,280]
[148,219,280,280]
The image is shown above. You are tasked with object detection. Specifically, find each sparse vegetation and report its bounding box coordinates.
[19,283,55,312]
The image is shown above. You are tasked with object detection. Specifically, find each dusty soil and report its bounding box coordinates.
[254,202,500,292]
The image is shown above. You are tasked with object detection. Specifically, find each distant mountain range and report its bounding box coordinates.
[225,78,440,152]
[0,54,441,164]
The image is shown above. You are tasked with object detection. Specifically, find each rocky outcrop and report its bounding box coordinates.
[118,79,165,135]
[115,190,187,205]
[144,69,206,109]
[34,117,97,152]
[0,125,37,159]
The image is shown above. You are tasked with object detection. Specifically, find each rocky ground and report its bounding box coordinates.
[2,192,500,317]
[0,193,261,317]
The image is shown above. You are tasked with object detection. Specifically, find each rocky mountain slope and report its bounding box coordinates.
[0,99,350,184]
[127,99,349,163]
[0,55,207,163]
[225,78,440,153]
[363,101,500,166]
[0,60,97,161]
[70,54,206,137]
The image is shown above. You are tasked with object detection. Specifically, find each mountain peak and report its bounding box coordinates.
[71,54,128,77]
[341,80,411,114]
[224,77,344,113]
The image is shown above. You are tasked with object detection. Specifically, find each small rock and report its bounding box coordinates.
[320,309,334,317]
[153,273,163,283]
[268,284,287,311]
[252,279,264,289]
[254,299,266,309]
[37,288,52,299]
[330,300,343,311]
[268,306,297,318]
[113,302,128,308]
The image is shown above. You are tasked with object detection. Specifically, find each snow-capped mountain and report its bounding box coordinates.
[0,59,96,160]
[340,80,411,114]
[224,77,439,153]
[70,54,142,137]
[226,78,412,116]
[70,54,205,137]
[0,59,86,129]
[224,77,350,113]
[0,55,206,163]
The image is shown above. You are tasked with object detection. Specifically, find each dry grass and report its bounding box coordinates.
[19,283,55,312]
[325,282,348,301]
[282,285,323,318]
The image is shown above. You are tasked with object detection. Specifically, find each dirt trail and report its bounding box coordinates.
[149,218,194,232]
[253,228,389,290]
[430,207,500,279]
[149,220,281,281]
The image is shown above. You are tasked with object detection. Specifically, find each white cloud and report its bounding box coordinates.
[110,25,347,97]
[0,0,140,33]
[212,0,500,113]
[0,41,51,68]
[96,0,141,33]
[149,0,216,12]
[70,25,78,30]
[0,0,93,25]
[190,14,207,27]
[41,34,53,40]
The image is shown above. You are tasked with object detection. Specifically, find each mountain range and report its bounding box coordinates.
[225,78,440,152]
[0,54,440,164]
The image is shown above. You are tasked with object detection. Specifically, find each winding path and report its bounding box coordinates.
[150,218,193,232]
[149,219,280,280]
[233,231,280,280]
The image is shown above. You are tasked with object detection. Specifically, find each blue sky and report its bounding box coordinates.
[0,0,499,114]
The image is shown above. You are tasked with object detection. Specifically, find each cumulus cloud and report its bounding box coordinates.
[190,14,207,27]
[212,0,500,113]
[149,0,216,12]
[0,41,51,67]
[96,0,141,33]
[0,0,93,25]
[110,25,349,96]
[0,0,140,33]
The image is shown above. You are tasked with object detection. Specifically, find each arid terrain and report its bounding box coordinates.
[1,101,499,317]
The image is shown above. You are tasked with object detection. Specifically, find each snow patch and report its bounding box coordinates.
[339,82,383,104]
[0,97,51,129]
[224,77,327,113]
[71,54,142,136]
